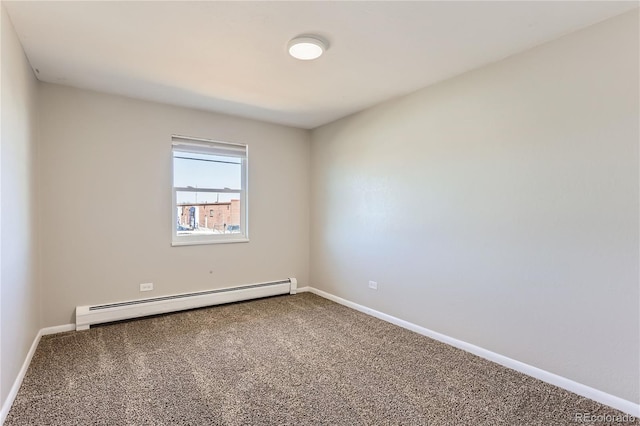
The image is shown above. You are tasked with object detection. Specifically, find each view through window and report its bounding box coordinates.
[172,136,247,245]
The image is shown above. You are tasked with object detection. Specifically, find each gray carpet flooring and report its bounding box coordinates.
[5,293,636,425]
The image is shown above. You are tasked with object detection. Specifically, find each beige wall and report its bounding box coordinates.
[1,5,41,409]
[310,10,639,404]
[38,84,310,326]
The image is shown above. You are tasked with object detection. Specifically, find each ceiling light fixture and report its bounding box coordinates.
[288,35,328,61]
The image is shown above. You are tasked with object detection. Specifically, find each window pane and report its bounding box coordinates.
[176,192,241,235]
[173,152,241,189]
[171,140,247,244]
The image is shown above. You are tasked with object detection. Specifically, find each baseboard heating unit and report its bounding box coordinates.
[75,278,297,331]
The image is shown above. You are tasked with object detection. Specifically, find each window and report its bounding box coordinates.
[171,135,248,246]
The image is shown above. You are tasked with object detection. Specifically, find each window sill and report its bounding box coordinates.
[171,238,249,247]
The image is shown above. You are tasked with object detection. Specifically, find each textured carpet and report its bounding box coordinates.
[5,293,636,425]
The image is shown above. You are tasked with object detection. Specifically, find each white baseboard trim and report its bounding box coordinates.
[41,324,75,336]
[0,330,41,425]
[0,323,75,425]
[302,286,640,417]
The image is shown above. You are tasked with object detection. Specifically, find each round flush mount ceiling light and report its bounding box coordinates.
[288,35,328,60]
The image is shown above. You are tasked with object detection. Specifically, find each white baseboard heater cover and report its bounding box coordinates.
[75,278,297,331]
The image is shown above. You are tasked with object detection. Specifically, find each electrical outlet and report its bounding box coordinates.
[139,282,154,292]
[368,281,378,290]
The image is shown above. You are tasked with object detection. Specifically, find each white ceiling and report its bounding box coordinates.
[5,1,638,129]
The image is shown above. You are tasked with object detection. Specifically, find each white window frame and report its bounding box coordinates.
[171,135,249,246]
